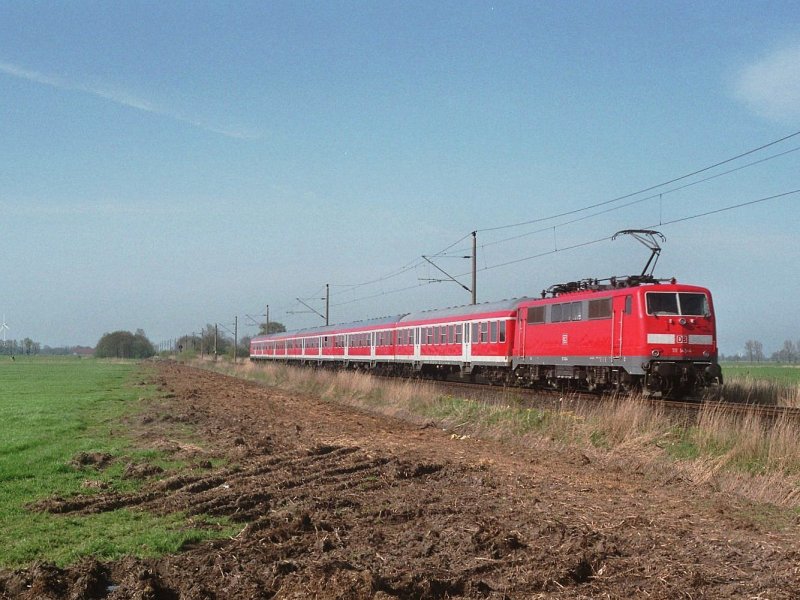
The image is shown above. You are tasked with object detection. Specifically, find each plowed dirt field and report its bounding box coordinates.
[2,361,799,599]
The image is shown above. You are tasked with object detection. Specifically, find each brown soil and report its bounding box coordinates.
[2,361,800,599]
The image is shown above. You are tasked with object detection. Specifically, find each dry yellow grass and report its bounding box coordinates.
[780,385,800,408]
[713,373,800,407]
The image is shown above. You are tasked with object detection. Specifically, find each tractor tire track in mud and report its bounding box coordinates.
[2,360,800,599]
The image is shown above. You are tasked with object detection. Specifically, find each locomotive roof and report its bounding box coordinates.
[399,298,527,324]
[523,280,710,302]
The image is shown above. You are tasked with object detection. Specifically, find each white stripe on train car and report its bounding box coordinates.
[647,334,675,344]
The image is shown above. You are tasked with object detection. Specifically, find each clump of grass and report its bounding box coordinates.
[323,370,388,408]
[420,394,559,441]
[711,377,785,405]
[693,405,800,475]
[588,394,668,445]
[580,396,800,506]
[780,385,800,408]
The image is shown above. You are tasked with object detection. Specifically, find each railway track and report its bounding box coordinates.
[669,398,800,421]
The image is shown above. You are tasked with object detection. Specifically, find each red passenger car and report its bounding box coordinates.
[395,300,518,378]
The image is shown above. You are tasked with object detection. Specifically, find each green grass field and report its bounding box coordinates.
[721,363,800,385]
[0,356,234,568]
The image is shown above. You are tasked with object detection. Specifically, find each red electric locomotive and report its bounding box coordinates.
[509,278,721,396]
[250,230,722,397]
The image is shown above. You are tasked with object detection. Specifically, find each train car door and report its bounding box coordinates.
[463,321,472,363]
[611,295,631,358]
[413,327,421,361]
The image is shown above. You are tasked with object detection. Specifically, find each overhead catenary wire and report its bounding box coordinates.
[330,281,432,308]
[440,143,800,257]
[326,231,474,290]
[477,129,800,234]
[448,188,800,279]
[656,188,800,228]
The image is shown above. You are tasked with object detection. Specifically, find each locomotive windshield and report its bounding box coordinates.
[646,292,709,316]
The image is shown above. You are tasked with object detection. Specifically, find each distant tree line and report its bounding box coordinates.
[94,330,155,359]
[770,340,800,363]
[720,339,800,363]
[2,321,292,360]
[1,338,42,355]
[1,339,98,356]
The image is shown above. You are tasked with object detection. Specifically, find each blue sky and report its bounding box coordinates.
[1,1,799,355]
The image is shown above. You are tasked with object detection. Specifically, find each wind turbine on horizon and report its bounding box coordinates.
[1,315,9,344]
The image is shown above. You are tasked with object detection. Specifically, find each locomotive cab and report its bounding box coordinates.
[637,285,722,396]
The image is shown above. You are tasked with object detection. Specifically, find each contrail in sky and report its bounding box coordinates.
[0,60,259,140]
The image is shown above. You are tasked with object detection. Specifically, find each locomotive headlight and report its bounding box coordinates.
[651,349,661,357]
[679,318,687,325]
[703,350,710,358]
